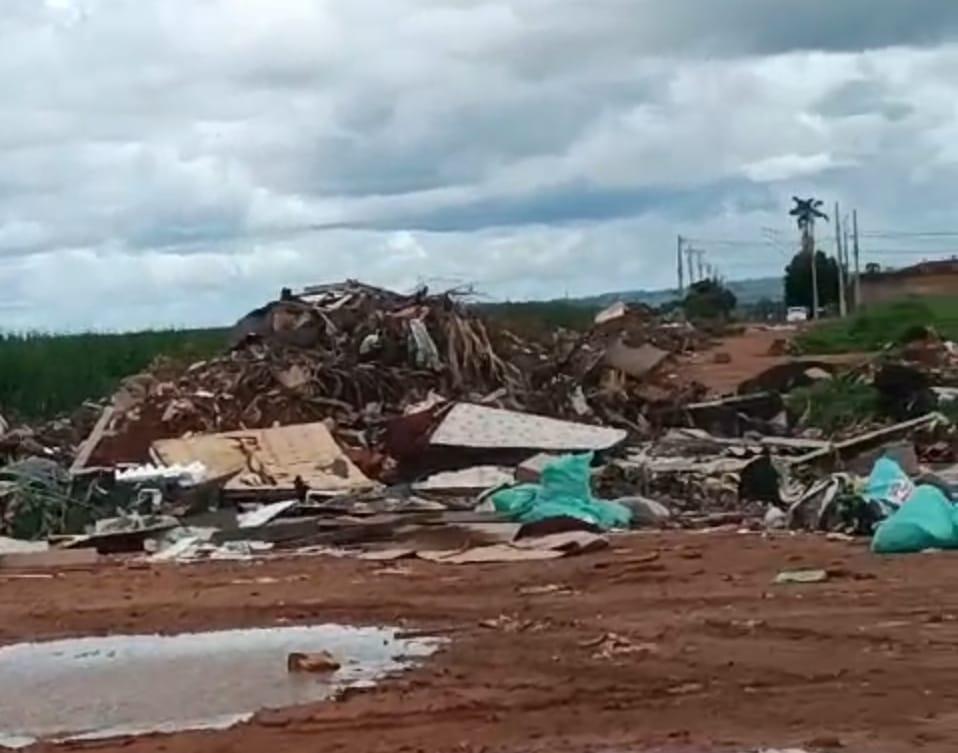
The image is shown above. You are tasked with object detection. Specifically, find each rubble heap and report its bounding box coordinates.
[85,282,527,466]
[0,283,721,541]
[523,302,709,430]
[77,286,715,469]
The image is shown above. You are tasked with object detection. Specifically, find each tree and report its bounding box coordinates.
[784,249,840,309]
[789,197,829,317]
[683,279,737,320]
[789,197,828,242]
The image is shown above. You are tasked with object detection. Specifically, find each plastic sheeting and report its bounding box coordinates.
[870,458,958,554]
[491,453,632,531]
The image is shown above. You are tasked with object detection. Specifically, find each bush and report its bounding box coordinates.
[683,280,737,320]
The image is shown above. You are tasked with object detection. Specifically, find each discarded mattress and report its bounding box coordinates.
[429,403,626,452]
[492,453,632,531]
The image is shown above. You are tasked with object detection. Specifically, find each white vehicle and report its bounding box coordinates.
[786,306,809,323]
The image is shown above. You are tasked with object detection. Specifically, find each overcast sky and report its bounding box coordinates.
[4,0,958,330]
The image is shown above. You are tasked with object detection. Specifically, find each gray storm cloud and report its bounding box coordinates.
[1,1,958,329]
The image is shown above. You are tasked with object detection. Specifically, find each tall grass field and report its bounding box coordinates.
[0,329,226,421]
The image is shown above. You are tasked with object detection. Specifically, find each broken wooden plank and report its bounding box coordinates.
[69,406,115,476]
[0,548,99,570]
[790,413,946,468]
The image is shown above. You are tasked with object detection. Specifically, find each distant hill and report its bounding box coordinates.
[480,276,784,338]
[560,276,782,308]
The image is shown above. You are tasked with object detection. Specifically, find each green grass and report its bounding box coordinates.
[786,378,880,434]
[795,297,958,354]
[0,329,226,422]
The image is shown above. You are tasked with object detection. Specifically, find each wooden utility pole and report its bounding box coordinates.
[844,221,851,305]
[677,235,684,293]
[834,202,847,317]
[696,249,706,282]
[685,245,697,284]
[808,223,819,319]
[852,210,861,309]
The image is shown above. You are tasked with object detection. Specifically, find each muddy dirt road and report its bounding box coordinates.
[4,533,958,753]
[681,327,870,395]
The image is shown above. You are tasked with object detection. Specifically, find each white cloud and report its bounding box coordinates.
[2,2,958,329]
[743,153,845,182]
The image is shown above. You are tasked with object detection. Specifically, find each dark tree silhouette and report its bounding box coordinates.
[784,250,840,309]
[789,197,829,241]
[683,279,737,320]
[788,197,829,316]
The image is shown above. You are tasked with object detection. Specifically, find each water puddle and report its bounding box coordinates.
[0,624,440,747]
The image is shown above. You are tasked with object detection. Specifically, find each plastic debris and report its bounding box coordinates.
[774,569,830,584]
[492,453,631,531]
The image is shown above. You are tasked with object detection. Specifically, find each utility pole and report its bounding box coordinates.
[800,217,820,320]
[834,202,847,317]
[809,228,819,319]
[843,220,851,306]
[677,235,684,293]
[685,245,697,284]
[695,249,706,282]
[852,210,861,310]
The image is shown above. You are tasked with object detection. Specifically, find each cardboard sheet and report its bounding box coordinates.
[152,423,373,493]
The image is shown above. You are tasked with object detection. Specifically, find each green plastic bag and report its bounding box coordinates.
[492,453,632,531]
[871,485,958,554]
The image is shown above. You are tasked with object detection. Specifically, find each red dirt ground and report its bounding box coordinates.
[5,532,958,753]
[681,327,871,395]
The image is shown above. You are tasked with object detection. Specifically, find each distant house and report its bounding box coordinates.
[859,258,958,307]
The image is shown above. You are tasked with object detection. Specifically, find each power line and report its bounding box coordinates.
[861,231,958,239]
[863,249,958,256]
[683,236,836,247]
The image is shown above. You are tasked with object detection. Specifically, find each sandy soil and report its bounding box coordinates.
[5,532,958,753]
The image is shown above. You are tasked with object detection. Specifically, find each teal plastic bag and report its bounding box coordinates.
[872,485,958,554]
[492,453,632,531]
[864,457,916,516]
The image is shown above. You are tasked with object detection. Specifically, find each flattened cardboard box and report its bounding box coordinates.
[152,423,373,493]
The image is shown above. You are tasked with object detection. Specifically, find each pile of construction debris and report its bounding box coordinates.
[76,282,525,470]
[522,301,710,430]
[2,281,958,565]
[45,283,715,475]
